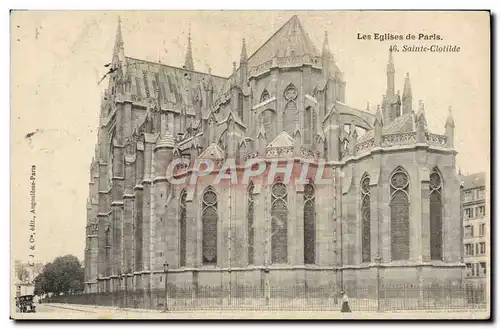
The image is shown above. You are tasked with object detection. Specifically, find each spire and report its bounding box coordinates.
[402,72,413,114]
[374,104,384,126]
[322,31,331,59]
[184,26,194,71]
[445,106,455,127]
[386,49,395,97]
[240,38,248,62]
[416,100,427,126]
[113,16,124,55]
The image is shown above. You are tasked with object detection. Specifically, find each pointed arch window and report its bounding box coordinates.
[261,89,270,102]
[179,190,187,267]
[247,183,255,265]
[304,183,316,264]
[202,187,218,265]
[304,107,312,145]
[260,109,276,142]
[361,174,371,263]
[134,197,143,271]
[430,168,443,260]
[390,167,410,261]
[284,101,297,136]
[271,180,288,264]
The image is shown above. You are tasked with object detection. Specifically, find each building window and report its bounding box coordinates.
[361,174,371,263]
[429,168,443,260]
[247,183,255,265]
[465,225,473,238]
[477,206,485,217]
[134,197,143,271]
[466,263,472,276]
[480,262,486,276]
[464,191,473,202]
[464,208,473,219]
[477,188,485,200]
[179,190,187,267]
[304,183,316,264]
[471,263,475,276]
[202,186,218,265]
[390,167,410,261]
[480,242,486,255]
[479,223,486,236]
[271,180,288,264]
[475,243,479,256]
[465,243,473,256]
[303,107,317,146]
[260,89,270,102]
[284,101,297,136]
[260,109,276,142]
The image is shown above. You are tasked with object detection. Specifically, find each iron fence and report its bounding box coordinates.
[43,283,488,312]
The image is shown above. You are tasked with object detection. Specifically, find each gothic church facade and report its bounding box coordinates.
[84,16,464,294]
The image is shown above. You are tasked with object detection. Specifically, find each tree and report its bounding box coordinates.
[33,255,84,296]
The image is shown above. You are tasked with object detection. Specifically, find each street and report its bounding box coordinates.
[10,303,490,320]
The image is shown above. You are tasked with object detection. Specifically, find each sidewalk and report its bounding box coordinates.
[42,303,490,320]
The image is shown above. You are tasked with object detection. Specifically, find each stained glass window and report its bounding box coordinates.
[202,187,218,265]
[304,183,316,264]
[247,183,255,265]
[361,175,371,263]
[430,168,443,261]
[179,190,187,267]
[284,101,297,136]
[271,181,288,264]
[390,167,410,261]
[134,197,143,271]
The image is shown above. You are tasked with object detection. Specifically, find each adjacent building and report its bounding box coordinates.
[461,172,488,284]
[83,15,464,295]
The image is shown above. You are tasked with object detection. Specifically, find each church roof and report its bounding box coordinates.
[124,57,227,109]
[247,15,319,69]
[267,130,294,148]
[357,112,414,143]
[198,143,225,160]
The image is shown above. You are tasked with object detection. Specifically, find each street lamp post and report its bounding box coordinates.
[163,262,169,312]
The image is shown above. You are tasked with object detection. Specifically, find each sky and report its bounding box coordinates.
[10,11,490,264]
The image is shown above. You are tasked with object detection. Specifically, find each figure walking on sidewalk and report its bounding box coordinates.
[341,291,351,313]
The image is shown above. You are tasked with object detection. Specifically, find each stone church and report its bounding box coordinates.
[84,15,464,295]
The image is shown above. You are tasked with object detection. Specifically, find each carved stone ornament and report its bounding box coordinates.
[284,84,298,101]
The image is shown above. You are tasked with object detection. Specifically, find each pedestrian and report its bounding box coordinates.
[340,291,351,313]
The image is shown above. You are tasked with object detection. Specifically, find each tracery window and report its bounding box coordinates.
[283,101,297,136]
[361,174,371,263]
[303,107,317,146]
[247,183,255,265]
[179,190,187,267]
[430,168,443,261]
[304,183,316,264]
[271,180,288,264]
[390,167,410,261]
[202,187,218,265]
[134,197,143,271]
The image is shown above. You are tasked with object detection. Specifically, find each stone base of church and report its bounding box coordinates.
[89,263,463,292]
